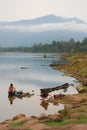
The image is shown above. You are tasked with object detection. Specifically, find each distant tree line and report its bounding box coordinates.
[0,37,87,53]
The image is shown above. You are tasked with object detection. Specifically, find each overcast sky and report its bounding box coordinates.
[0,0,87,22]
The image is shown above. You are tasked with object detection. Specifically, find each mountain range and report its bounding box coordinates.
[0,14,87,47]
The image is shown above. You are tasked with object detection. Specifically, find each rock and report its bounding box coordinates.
[76,84,85,93]
[38,114,50,122]
[48,113,62,122]
[38,113,48,119]
[0,124,9,130]
[20,67,29,69]
[64,104,72,112]
[82,78,87,86]
[21,92,34,97]
[38,113,62,123]
[61,124,87,130]
[12,114,26,120]
[24,118,49,130]
[22,92,30,97]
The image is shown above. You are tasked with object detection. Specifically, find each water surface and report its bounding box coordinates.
[0,53,78,122]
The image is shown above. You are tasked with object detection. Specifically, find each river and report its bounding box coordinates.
[0,53,78,122]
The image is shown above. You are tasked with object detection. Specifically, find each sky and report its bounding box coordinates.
[0,0,87,22]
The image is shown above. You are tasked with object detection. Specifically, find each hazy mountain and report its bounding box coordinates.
[0,14,85,25]
[0,15,87,47]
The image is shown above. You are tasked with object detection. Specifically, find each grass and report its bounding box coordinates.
[58,108,70,120]
[45,111,87,127]
[45,118,87,127]
[74,119,87,124]
[83,86,87,93]
[45,121,71,126]
[77,115,87,119]
[61,53,87,79]
[10,121,24,128]
[79,70,87,76]
[10,121,31,130]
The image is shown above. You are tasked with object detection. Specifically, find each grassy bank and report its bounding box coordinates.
[60,53,87,82]
[46,53,87,128]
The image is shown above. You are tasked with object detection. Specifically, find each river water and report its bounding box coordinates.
[0,53,78,122]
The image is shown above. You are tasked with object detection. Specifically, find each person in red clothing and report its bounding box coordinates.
[8,83,16,96]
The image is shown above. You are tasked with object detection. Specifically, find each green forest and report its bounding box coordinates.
[0,37,87,53]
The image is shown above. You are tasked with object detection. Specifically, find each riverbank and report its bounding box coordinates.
[0,93,87,130]
[0,53,87,130]
[50,53,87,85]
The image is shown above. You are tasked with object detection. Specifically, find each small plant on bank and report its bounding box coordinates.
[83,86,87,93]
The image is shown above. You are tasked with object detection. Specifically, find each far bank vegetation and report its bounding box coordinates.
[0,37,87,53]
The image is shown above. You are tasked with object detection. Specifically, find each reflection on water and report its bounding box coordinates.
[40,99,59,110]
[40,100,49,110]
[8,91,35,105]
[8,96,16,105]
[0,53,78,122]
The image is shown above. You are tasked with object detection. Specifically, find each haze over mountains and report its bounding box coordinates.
[0,14,87,47]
